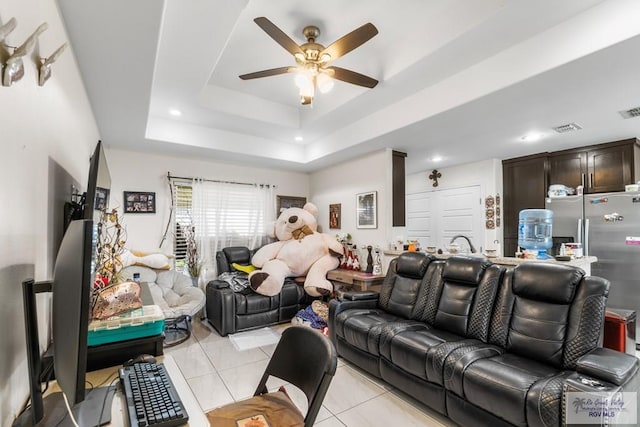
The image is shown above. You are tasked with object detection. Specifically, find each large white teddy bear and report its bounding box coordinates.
[249,202,344,297]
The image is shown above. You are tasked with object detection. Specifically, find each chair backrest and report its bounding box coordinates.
[216,246,253,274]
[426,256,500,340]
[377,252,434,318]
[488,262,609,369]
[254,326,337,426]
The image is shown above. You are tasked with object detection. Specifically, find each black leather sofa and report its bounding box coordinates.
[329,252,639,426]
[206,247,315,336]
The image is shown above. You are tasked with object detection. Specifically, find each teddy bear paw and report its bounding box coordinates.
[249,272,270,291]
[315,287,331,296]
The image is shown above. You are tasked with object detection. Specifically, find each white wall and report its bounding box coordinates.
[0,1,100,424]
[105,148,310,254]
[310,149,391,261]
[406,158,503,254]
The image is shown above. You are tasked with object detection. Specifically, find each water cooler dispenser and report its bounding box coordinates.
[518,209,553,259]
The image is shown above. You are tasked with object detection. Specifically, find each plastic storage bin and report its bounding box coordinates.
[518,209,553,250]
[88,305,165,346]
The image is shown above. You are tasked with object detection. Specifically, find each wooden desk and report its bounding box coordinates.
[44,355,208,426]
[327,269,385,292]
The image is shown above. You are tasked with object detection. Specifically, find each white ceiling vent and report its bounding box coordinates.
[552,122,583,133]
[619,107,640,119]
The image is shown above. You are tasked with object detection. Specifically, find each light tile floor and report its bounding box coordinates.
[169,320,640,426]
[166,319,456,426]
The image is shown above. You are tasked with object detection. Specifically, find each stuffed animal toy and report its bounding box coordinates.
[249,202,344,297]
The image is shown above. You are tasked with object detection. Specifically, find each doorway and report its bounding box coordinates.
[406,185,484,253]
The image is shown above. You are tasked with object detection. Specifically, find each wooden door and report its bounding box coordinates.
[587,144,633,193]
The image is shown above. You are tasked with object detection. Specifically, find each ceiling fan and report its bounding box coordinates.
[239,17,379,105]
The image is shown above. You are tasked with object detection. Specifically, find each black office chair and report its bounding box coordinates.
[206,326,337,427]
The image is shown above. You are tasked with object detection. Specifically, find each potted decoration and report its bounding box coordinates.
[95,208,127,288]
[182,224,202,286]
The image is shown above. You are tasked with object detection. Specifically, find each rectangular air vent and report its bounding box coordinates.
[552,122,582,133]
[619,107,640,119]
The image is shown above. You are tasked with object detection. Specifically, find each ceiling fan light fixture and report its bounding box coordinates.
[242,18,379,105]
[317,72,334,93]
[294,71,313,90]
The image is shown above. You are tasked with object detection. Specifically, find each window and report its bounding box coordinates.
[171,179,275,276]
[173,183,192,269]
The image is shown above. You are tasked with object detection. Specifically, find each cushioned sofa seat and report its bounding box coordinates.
[329,253,640,426]
[206,246,314,336]
[444,262,604,427]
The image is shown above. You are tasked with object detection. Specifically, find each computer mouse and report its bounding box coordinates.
[124,354,156,367]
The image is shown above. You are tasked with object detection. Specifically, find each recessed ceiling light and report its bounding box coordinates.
[294,136,303,142]
[432,156,443,162]
[521,133,543,142]
[169,109,182,117]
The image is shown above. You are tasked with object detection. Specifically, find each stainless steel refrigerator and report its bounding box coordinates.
[546,191,640,344]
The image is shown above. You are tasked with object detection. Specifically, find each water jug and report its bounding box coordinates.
[518,209,553,250]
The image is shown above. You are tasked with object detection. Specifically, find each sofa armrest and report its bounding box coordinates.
[576,348,639,386]
[340,290,379,301]
[328,296,378,344]
[205,281,236,336]
[207,279,230,290]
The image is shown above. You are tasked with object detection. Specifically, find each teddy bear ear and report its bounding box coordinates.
[303,202,318,218]
[267,221,277,238]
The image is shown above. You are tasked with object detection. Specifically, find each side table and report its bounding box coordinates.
[327,269,385,292]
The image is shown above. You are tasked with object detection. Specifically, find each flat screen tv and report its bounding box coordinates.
[14,141,113,427]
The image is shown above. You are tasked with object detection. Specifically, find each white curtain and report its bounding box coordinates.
[191,179,275,286]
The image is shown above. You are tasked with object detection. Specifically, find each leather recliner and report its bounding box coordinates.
[206,246,314,336]
[329,253,640,427]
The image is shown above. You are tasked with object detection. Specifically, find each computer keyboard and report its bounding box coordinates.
[119,361,189,427]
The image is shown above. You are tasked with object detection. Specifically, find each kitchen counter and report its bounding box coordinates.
[383,250,597,275]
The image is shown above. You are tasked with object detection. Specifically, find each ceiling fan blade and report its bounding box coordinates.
[326,66,378,88]
[320,23,378,63]
[254,17,304,57]
[239,66,296,80]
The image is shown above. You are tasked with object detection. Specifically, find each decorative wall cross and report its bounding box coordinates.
[429,169,442,187]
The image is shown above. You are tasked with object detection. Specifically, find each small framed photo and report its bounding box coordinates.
[356,191,377,229]
[95,187,110,211]
[124,191,156,214]
[329,203,341,229]
[276,195,306,215]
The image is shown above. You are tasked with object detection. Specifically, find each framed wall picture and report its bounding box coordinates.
[329,203,341,229]
[276,195,307,215]
[356,191,377,229]
[123,191,156,213]
[95,187,110,211]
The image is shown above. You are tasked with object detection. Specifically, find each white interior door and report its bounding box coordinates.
[407,186,484,253]
[406,191,435,247]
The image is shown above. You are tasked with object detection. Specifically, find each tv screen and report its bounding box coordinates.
[15,141,114,426]
[83,140,111,221]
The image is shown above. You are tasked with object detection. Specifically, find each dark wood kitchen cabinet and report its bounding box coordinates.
[547,138,639,193]
[503,138,640,257]
[586,141,637,193]
[502,153,548,257]
[548,151,587,190]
